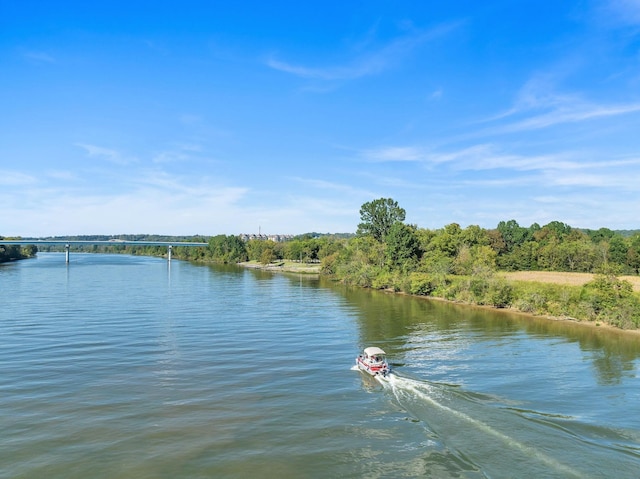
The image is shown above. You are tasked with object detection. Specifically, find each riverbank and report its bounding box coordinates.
[238,261,640,335]
[421,291,640,336]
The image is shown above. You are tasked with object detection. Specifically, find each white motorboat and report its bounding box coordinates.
[356,347,391,377]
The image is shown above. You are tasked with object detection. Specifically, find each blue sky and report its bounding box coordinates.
[2,1,640,237]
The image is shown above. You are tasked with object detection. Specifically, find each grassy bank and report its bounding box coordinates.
[501,271,640,292]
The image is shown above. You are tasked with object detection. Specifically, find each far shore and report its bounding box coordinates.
[238,261,640,336]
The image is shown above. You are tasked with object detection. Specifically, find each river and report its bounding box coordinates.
[1,253,639,478]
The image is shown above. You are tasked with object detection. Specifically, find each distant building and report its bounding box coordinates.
[238,234,294,242]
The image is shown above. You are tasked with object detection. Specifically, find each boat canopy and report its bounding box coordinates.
[363,347,386,356]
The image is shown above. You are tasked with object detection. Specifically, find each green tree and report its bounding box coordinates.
[246,239,279,262]
[505,241,539,271]
[587,227,615,244]
[627,234,640,274]
[608,235,628,268]
[455,244,497,275]
[285,240,304,261]
[461,225,490,247]
[486,228,507,255]
[581,274,640,328]
[557,237,597,272]
[260,247,276,265]
[385,222,421,271]
[429,223,463,257]
[0,242,31,262]
[356,198,406,242]
[207,235,248,263]
[416,228,437,252]
[346,235,381,264]
[22,244,38,257]
[496,219,529,252]
[537,236,562,270]
[420,250,453,277]
[537,221,572,241]
[318,237,343,260]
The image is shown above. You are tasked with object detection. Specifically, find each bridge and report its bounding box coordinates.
[0,240,209,263]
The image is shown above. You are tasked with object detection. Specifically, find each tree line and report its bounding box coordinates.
[8,213,640,275]
[0,238,36,263]
[180,198,640,329]
[191,199,640,275]
[3,199,640,328]
[321,198,640,329]
[174,232,345,265]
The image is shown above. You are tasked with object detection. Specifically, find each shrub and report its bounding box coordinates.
[320,252,339,275]
[372,270,395,290]
[469,277,489,302]
[579,275,640,328]
[408,273,436,296]
[513,291,547,313]
[485,280,513,308]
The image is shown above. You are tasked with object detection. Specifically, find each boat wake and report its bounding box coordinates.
[370,372,584,478]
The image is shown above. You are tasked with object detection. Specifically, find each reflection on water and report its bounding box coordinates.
[340,283,640,477]
[336,282,640,385]
[2,254,639,478]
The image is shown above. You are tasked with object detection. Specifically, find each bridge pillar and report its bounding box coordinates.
[65,244,70,263]
[167,245,172,262]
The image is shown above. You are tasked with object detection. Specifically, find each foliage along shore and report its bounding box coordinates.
[210,198,640,331]
[241,259,640,332]
[0,240,36,263]
[4,197,640,330]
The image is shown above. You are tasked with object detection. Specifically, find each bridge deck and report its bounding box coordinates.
[1,240,208,262]
[1,240,208,246]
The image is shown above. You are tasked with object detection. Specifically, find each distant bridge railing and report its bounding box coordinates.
[0,240,209,263]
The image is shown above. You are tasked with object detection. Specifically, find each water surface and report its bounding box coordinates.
[1,253,639,478]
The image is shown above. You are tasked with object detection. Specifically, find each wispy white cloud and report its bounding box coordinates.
[289,176,376,198]
[152,151,189,164]
[541,168,640,188]
[482,75,640,133]
[142,39,170,56]
[594,0,640,27]
[361,143,568,170]
[0,167,364,236]
[362,146,429,162]
[266,21,461,81]
[458,175,540,188]
[498,101,640,132]
[23,50,56,63]
[128,170,249,204]
[0,170,37,186]
[46,170,80,181]
[360,141,640,192]
[75,143,136,165]
[0,167,253,236]
[482,76,575,123]
[179,114,202,125]
[266,53,391,81]
[152,143,205,164]
[430,88,443,100]
[361,171,425,189]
